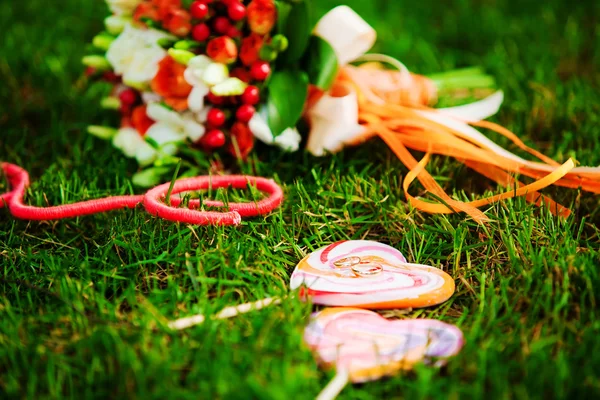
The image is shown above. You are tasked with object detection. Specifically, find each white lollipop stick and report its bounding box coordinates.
[316,369,350,400]
[168,297,282,330]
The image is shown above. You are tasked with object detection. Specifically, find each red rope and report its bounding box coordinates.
[0,162,283,226]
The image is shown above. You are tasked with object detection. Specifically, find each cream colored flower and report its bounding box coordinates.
[112,127,155,166]
[146,103,206,142]
[248,111,301,152]
[106,24,174,89]
[183,56,245,112]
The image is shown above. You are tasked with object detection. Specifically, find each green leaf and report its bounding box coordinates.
[145,136,160,150]
[275,1,292,34]
[266,69,309,136]
[302,36,339,90]
[276,1,312,64]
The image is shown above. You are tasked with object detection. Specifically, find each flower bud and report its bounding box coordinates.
[101,97,121,110]
[168,48,196,66]
[82,55,111,71]
[87,125,118,140]
[104,15,130,35]
[93,34,115,51]
[271,34,289,52]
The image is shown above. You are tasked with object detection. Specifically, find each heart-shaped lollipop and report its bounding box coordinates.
[290,240,455,309]
[304,308,464,398]
[168,241,456,330]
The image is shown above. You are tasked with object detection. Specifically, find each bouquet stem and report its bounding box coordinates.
[427,66,496,92]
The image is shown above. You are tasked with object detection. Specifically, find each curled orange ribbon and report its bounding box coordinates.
[307,6,600,223]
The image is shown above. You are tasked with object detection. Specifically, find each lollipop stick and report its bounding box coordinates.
[168,297,282,330]
[316,369,349,400]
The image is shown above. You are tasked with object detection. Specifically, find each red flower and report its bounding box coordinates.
[207,36,238,64]
[134,1,185,28]
[247,0,276,35]
[133,2,160,23]
[163,8,192,37]
[239,33,263,66]
[151,56,192,111]
[132,105,155,135]
[153,0,182,16]
[228,122,254,159]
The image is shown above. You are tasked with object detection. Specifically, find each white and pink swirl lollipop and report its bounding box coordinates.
[290,240,455,309]
[305,308,464,399]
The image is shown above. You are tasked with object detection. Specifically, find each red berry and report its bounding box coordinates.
[213,16,231,35]
[206,92,225,105]
[190,1,209,19]
[241,85,260,105]
[227,26,241,38]
[236,105,255,123]
[250,61,271,81]
[228,2,246,21]
[119,88,138,105]
[207,108,226,127]
[202,129,226,148]
[192,23,210,41]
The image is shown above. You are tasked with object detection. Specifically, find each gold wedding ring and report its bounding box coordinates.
[351,263,383,277]
[334,256,361,268]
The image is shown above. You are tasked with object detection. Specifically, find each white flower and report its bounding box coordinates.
[145,123,186,157]
[146,103,184,127]
[187,84,209,113]
[275,128,302,152]
[106,0,142,16]
[202,64,229,86]
[112,127,155,166]
[196,107,212,123]
[106,24,174,89]
[183,55,213,86]
[146,103,206,142]
[248,111,301,152]
[184,56,229,87]
[184,56,235,114]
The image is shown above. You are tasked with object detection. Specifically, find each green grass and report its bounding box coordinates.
[1,0,600,398]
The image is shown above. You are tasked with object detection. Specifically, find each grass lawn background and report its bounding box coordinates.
[1,0,599,398]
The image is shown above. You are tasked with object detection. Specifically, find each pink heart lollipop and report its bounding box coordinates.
[291,240,455,309]
[305,308,464,399]
[169,240,456,330]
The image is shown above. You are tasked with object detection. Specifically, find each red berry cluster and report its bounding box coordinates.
[132,0,278,159]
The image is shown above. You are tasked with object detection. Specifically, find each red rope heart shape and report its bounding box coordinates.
[0,163,283,226]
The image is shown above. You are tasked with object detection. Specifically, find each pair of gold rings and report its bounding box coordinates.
[333,256,383,277]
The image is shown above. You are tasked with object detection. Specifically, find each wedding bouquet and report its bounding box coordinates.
[84,0,600,222]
